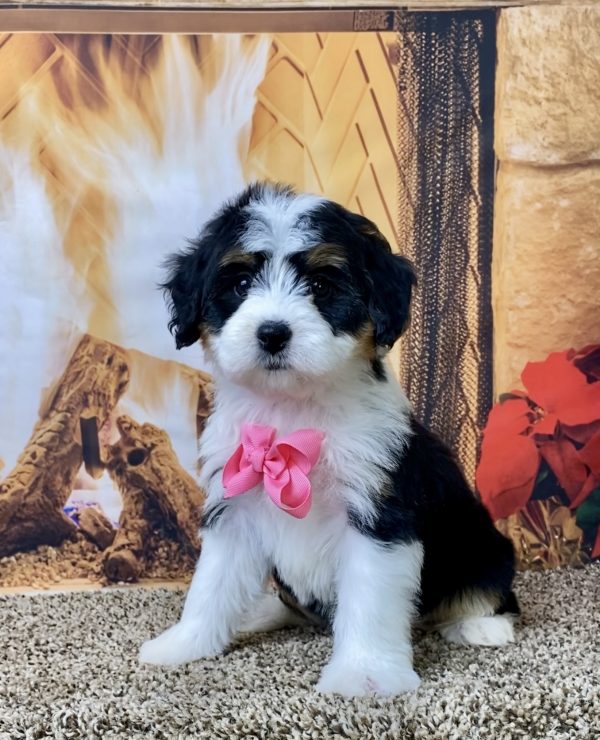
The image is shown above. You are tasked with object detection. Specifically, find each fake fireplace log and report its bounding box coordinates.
[103,415,205,582]
[0,332,210,584]
[0,335,130,558]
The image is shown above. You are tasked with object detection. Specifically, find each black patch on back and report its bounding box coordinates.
[348,419,516,618]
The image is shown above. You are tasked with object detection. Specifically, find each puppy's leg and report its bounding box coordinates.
[317,529,423,697]
[140,510,268,666]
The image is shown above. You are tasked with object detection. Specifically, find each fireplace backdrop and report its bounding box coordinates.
[0,28,406,588]
[1,7,598,590]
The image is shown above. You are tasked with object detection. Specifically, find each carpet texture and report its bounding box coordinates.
[0,565,598,739]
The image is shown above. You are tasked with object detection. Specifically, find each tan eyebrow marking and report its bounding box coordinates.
[218,249,259,268]
[305,243,349,270]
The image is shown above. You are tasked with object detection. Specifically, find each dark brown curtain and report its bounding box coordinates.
[394,11,497,482]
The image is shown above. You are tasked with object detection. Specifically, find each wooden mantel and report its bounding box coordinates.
[0,0,588,34]
[0,0,589,7]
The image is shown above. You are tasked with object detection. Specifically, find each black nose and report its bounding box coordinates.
[257,321,292,355]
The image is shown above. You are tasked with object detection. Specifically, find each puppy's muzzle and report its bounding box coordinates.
[257,321,292,355]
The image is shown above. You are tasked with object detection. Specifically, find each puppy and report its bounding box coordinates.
[140,182,518,697]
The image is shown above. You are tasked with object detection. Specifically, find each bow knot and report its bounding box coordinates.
[222,423,324,519]
[249,447,267,473]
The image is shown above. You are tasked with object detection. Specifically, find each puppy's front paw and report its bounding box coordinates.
[139,621,221,666]
[316,658,420,697]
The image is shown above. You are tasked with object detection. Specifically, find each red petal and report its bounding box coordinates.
[522,351,581,410]
[482,398,532,441]
[563,419,600,445]
[476,434,539,520]
[575,344,600,356]
[570,473,599,509]
[522,351,600,426]
[538,438,589,503]
[559,383,600,427]
[592,527,600,560]
[482,481,538,521]
[574,344,600,381]
[532,413,558,436]
[578,429,600,475]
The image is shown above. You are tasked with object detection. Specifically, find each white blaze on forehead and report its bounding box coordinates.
[241,189,325,255]
[253,253,303,306]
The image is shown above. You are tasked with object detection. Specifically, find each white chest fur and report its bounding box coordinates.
[198,368,412,604]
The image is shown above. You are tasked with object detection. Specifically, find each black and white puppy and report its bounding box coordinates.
[140,182,517,697]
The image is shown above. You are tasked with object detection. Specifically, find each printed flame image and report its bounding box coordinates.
[0,29,402,586]
[0,35,270,580]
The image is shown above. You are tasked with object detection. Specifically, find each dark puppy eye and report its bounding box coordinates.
[234,274,252,298]
[309,276,332,299]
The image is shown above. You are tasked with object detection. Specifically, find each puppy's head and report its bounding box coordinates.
[163,182,415,392]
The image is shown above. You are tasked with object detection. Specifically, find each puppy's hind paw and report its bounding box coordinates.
[316,659,420,697]
[440,615,515,647]
[139,621,220,666]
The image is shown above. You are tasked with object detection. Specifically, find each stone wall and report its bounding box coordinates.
[493,5,600,393]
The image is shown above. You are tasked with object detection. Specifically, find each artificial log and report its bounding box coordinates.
[103,479,151,582]
[103,415,205,582]
[0,335,130,558]
[78,507,116,550]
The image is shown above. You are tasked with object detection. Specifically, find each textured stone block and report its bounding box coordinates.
[493,163,600,393]
[496,6,600,165]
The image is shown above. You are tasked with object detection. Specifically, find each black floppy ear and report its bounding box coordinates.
[359,222,416,348]
[162,242,209,349]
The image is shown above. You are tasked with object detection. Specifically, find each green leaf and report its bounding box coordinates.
[575,489,600,530]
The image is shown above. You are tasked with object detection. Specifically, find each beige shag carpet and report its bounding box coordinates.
[0,565,599,740]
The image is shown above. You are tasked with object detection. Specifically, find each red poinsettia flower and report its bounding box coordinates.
[477,346,600,522]
[522,350,600,434]
[476,399,540,520]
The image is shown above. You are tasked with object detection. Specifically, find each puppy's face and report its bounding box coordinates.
[164,183,415,393]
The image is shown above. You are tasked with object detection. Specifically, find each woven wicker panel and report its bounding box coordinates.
[247,32,400,251]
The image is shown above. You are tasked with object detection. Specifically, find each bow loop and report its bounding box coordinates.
[222,423,324,519]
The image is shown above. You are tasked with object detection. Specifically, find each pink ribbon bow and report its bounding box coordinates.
[222,423,325,519]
